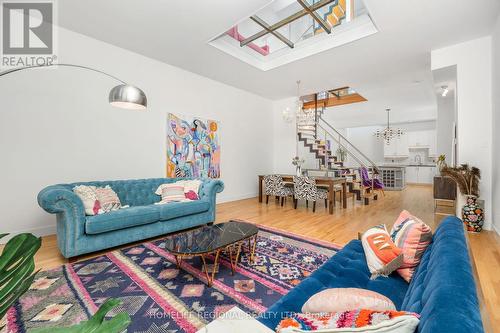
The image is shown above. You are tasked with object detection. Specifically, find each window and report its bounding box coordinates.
[209,0,377,70]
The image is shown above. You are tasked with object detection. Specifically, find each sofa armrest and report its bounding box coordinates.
[199,179,224,201]
[38,185,85,216]
[38,185,87,258]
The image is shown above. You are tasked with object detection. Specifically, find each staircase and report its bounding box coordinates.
[296,100,382,205]
[297,108,344,169]
[314,0,347,35]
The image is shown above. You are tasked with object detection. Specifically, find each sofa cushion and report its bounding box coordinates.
[157,201,210,221]
[259,240,409,329]
[85,205,161,235]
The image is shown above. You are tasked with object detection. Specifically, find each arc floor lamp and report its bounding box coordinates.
[0,63,147,110]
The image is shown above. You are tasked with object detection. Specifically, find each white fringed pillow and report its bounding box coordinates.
[301,288,396,313]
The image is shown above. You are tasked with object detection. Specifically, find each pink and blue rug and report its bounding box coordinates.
[6,224,341,333]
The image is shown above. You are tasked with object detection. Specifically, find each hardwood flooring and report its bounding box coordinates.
[25,185,500,332]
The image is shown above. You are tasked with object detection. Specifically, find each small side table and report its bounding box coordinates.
[195,307,274,333]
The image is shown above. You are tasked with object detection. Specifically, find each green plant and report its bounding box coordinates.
[441,164,481,197]
[336,147,347,162]
[32,298,131,333]
[0,233,41,320]
[437,154,447,171]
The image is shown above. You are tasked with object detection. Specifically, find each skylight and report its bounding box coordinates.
[209,0,377,71]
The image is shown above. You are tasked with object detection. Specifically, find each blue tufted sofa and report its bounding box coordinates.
[259,216,484,333]
[38,178,224,259]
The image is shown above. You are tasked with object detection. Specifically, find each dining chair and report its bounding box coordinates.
[359,167,385,198]
[293,176,328,212]
[264,175,294,206]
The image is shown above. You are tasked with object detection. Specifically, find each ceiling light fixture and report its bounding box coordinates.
[374,108,404,145]
[441,85,449,97]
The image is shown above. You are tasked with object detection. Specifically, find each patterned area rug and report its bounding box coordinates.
[6,224,341,333]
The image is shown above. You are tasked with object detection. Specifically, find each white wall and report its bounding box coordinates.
[345,126,384,164]
[432,36,493,230]
[0,27,274,238]
[436,91,456,162]
[272,97,299,174]
[492,15,500,235]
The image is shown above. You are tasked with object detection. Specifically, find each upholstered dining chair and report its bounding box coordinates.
[293,176,328,213]
[359,167,385,197]
[264,175,294,206]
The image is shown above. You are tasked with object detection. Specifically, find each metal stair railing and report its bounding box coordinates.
[318,117,380,174]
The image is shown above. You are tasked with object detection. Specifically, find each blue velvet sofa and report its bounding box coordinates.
[259,216,484,333]
[38,178,224,259]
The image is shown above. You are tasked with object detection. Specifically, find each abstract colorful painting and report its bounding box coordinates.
[167,113,221,178]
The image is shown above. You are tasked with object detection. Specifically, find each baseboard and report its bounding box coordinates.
[494,223,500,236]
[217,192,257,203]
[1,224,56,244]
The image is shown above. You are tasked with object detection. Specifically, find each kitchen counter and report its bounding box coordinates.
[380,164,436,168]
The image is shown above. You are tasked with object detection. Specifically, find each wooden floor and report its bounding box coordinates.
[31,185,500,332]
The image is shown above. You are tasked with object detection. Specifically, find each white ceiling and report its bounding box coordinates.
[57,0,500,115]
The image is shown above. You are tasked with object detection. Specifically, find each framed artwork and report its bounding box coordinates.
[166,113,221,178]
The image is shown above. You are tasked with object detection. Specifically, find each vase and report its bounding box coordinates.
[462,195,484,232]
[296,166,302,176]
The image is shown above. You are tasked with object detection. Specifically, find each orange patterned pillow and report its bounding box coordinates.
[361,225,404,279]
[390,211,432,282]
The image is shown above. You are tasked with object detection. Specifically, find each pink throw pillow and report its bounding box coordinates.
[301,288,396,313]
[390,211,433,282]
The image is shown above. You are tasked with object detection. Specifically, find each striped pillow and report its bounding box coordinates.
[276,310,420,333]
[390,211,433,282]
[158,185,188,204]
[361,225,404,279]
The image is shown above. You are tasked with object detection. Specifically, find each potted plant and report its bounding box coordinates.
[292,156,305,176]
[335,147,348,163]
[436,154,447,174]
[441,164,483,232]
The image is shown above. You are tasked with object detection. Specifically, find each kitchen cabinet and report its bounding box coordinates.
[383,135,409,157]
[428,131,437,157]
[406,166,436,184]
[408,130,436,148]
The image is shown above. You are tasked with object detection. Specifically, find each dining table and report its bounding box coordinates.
[258,174,347,214]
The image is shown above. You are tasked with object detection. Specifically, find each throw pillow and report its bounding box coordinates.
[94,186,121,213]
[302,288,396,313]
[390,210,433,282]
[73,185,100,215]
[276,310,420,333]
[157,185,188,204]
[361,225,404,279]
[155,180,202,200]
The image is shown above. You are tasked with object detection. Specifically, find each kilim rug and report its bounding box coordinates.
[5,224,341,333]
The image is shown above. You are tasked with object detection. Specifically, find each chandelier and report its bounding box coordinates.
[374,108,404,145]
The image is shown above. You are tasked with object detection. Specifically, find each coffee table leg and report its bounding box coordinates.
[175,255,182,268]
[211,249,221,286]
[228,245,235,275]
[200,254,211,286]
[248,235,257,264]
[234,243,242,267]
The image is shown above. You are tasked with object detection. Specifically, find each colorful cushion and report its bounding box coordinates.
[361,225,403,279]
[94,186,121,213]
[73,185,100,215]
[302,288,396,313]
[390,210,433,282]
[276,310,420,333]
[155,180,202,200]
[157,184,189,204]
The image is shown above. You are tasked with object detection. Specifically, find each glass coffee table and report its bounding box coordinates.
[163,221,258,287]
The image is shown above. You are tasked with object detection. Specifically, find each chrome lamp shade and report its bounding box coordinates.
[109,84,147,110]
